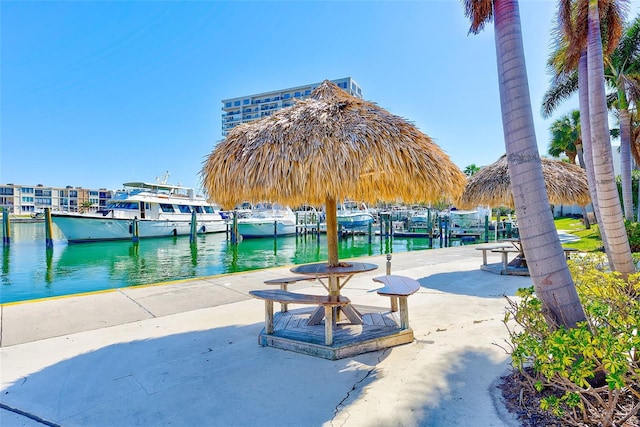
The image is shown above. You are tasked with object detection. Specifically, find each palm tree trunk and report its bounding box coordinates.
[620,109,634,220]
[637,166,640,221]
[587,0,634,274]
[493,0,585,328]
[578,51,605,235]
[580,49,613,252]
[574,143,591,228]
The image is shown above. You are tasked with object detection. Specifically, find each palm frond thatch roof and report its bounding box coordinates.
[201,80,465,209]
[459,154,591,209]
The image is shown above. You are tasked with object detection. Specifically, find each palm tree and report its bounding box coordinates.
[544,12,640,221]
[464,164,481,176]
[548,110,592,227]
[630,109,640,219]
[546,0,633,274]
[545,46,607,246]
[79,200,94,214]
[587,0,635,274]
[463,0,585,328]
[609,15,640,220]
[548,110,581,164]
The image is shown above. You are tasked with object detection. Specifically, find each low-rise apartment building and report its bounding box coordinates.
[0,183,113,215]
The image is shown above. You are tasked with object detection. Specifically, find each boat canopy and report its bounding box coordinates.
[122,182,193,192]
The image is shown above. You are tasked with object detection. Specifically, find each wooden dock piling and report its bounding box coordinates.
[132,218,140,242]
[2,208,10,246]
[231,211,239,244]
[44,208,54,249]
[484,215,490,243]
[189,210,197,245]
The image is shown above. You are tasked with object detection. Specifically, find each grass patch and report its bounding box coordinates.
[554,217,603,252]
[554,217,586,232]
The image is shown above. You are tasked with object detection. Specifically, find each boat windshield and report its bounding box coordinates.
[177,205,192,213]
[341,201,367,211]
[107,202,138,210]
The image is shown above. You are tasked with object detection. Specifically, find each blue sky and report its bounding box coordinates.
[2,1,638,192]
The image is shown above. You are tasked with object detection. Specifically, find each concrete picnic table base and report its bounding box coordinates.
[480,262,530,276]
[256,305,414,360]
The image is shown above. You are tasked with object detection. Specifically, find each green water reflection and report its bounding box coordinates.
[0,222,463,304]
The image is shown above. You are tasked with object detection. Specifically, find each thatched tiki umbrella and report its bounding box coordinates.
[201,80,465,268]
[459,154,591,209]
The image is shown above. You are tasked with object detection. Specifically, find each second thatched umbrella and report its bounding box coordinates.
[201,80,466,267]
[459,154,591,209]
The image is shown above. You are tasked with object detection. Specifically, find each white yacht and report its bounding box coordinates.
[236,203,298,238]
[337,201,375,229]
[52,181,227,243]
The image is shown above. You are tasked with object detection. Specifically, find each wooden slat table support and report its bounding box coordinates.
[373,275,420,330]
[249,289,350,345]
[263,276,325,312]
[289,262,379,326]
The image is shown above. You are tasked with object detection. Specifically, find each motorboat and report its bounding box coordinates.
[236,203,298,238]
[449,208,491,228]
[52,181,227,243]
[337,201,375,229]
[220,201,254,220]
[409,206,432,226]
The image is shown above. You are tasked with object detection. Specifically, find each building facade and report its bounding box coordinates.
[0,183,113,215]
[221,77,363,136]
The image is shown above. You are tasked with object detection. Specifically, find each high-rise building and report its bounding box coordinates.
[221,77,363,136]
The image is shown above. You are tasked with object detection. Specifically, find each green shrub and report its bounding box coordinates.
[625,221,640,253]
[504,254,640,426]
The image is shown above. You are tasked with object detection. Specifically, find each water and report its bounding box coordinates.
[0,222,471,304]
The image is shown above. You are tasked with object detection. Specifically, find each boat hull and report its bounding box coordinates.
[52,213,227,243]
[410,214,431,225]
[411,218,430,224]
[337,213,375,229]
[237,221,297,238]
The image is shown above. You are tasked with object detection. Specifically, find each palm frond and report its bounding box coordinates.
[463,0,493,35]
[541,71,579,118]
[600,0,628,56]
[556,0,586,67]
[625,73,640,106]
[612,14,640,66]
[558,0,575,44]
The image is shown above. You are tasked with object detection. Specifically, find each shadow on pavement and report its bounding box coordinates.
[2,323,387,426]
